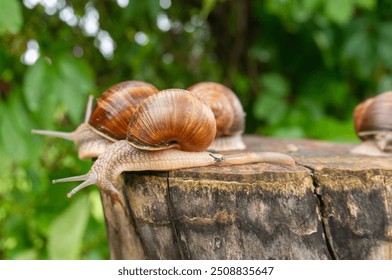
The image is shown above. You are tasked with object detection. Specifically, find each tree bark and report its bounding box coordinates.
[101,135,392,260]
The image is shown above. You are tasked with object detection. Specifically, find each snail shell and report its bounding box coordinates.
[127,89,217,152]
[188,82,246,151]
[89,80,158,141]
[354,91,392,138]
[351,91,392,155]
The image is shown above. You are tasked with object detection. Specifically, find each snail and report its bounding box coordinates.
[351,91,392,156]
[52,89,296,200]
[31,80,159,159]
[188,82,246,151]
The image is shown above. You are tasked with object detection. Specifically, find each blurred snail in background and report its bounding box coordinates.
[50,89,295,201]
[188,82,246,151]
[32,80,159,159]
[351,91,392,156]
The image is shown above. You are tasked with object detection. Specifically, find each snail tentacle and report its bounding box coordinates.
[31,129,76,141]
[83,95,94,123]
[54,174,98,198]
[220,152,296,166]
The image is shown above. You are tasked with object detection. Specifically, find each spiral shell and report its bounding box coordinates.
[126,89,217,152]
[89,81,159,140]
[353,91,392,139]
[188,82,245,137]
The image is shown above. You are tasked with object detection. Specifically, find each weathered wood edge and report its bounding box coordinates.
[100,191,146,259]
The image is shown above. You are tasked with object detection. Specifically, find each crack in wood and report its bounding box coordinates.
[166,172,186,259]
[299,163,337,260]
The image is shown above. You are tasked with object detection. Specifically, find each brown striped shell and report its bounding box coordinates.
[126,89,217,152]
[353,91,392,140]
[187,82,245,137]
[89,80,158,140]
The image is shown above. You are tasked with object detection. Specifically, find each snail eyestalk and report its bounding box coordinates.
[66,178,97,198]
[53,173,98,198]
[220,152,296,167]
[84,95,94,124]
[31,129,75,141]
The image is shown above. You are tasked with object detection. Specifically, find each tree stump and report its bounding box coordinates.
[100,135,392,260]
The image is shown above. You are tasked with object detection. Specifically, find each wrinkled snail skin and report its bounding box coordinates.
[351,91,392,156]
[53,89,295,200]
[53,140,296,199]
[31,80,159,159]
[375,131,392,151]
[62,124,113,159]
[188,82,246,151]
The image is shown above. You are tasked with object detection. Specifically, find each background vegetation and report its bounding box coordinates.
[0,0,390,259]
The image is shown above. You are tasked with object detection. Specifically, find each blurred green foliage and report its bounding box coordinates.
[1,0,391,259]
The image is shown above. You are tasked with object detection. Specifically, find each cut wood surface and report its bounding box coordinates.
[100,135,392,260]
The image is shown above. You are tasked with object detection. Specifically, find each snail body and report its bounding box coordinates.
[188,82,246,151]
[53,89,295,200]
[32,80,159,159]
[56,141,295,199]
[351,91,392,156]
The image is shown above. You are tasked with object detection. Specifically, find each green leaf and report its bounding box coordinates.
[270,126,305,139]
[58,55,94,94]
[302,0,322,11]
[201,0,219,18]
[253,94,288,125]
[48,196,90,259]
[147,0,160,19]
[253,73,290,125]
[0,92,43,164]
[1,105,28,163]
[342,20,375,77]
[355,0,376,10]
[377,22,392,69]
[23,59,62,128]
[56,55,94,123]
[23,59,48,112]
[377,75,392,93]
[13,249,38,260]
[89,191,104,222]
[260,72,289,97]
[0,0,23,34]
[23,55,94,125]
[309,117,356,141]
[324,0,354,25]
